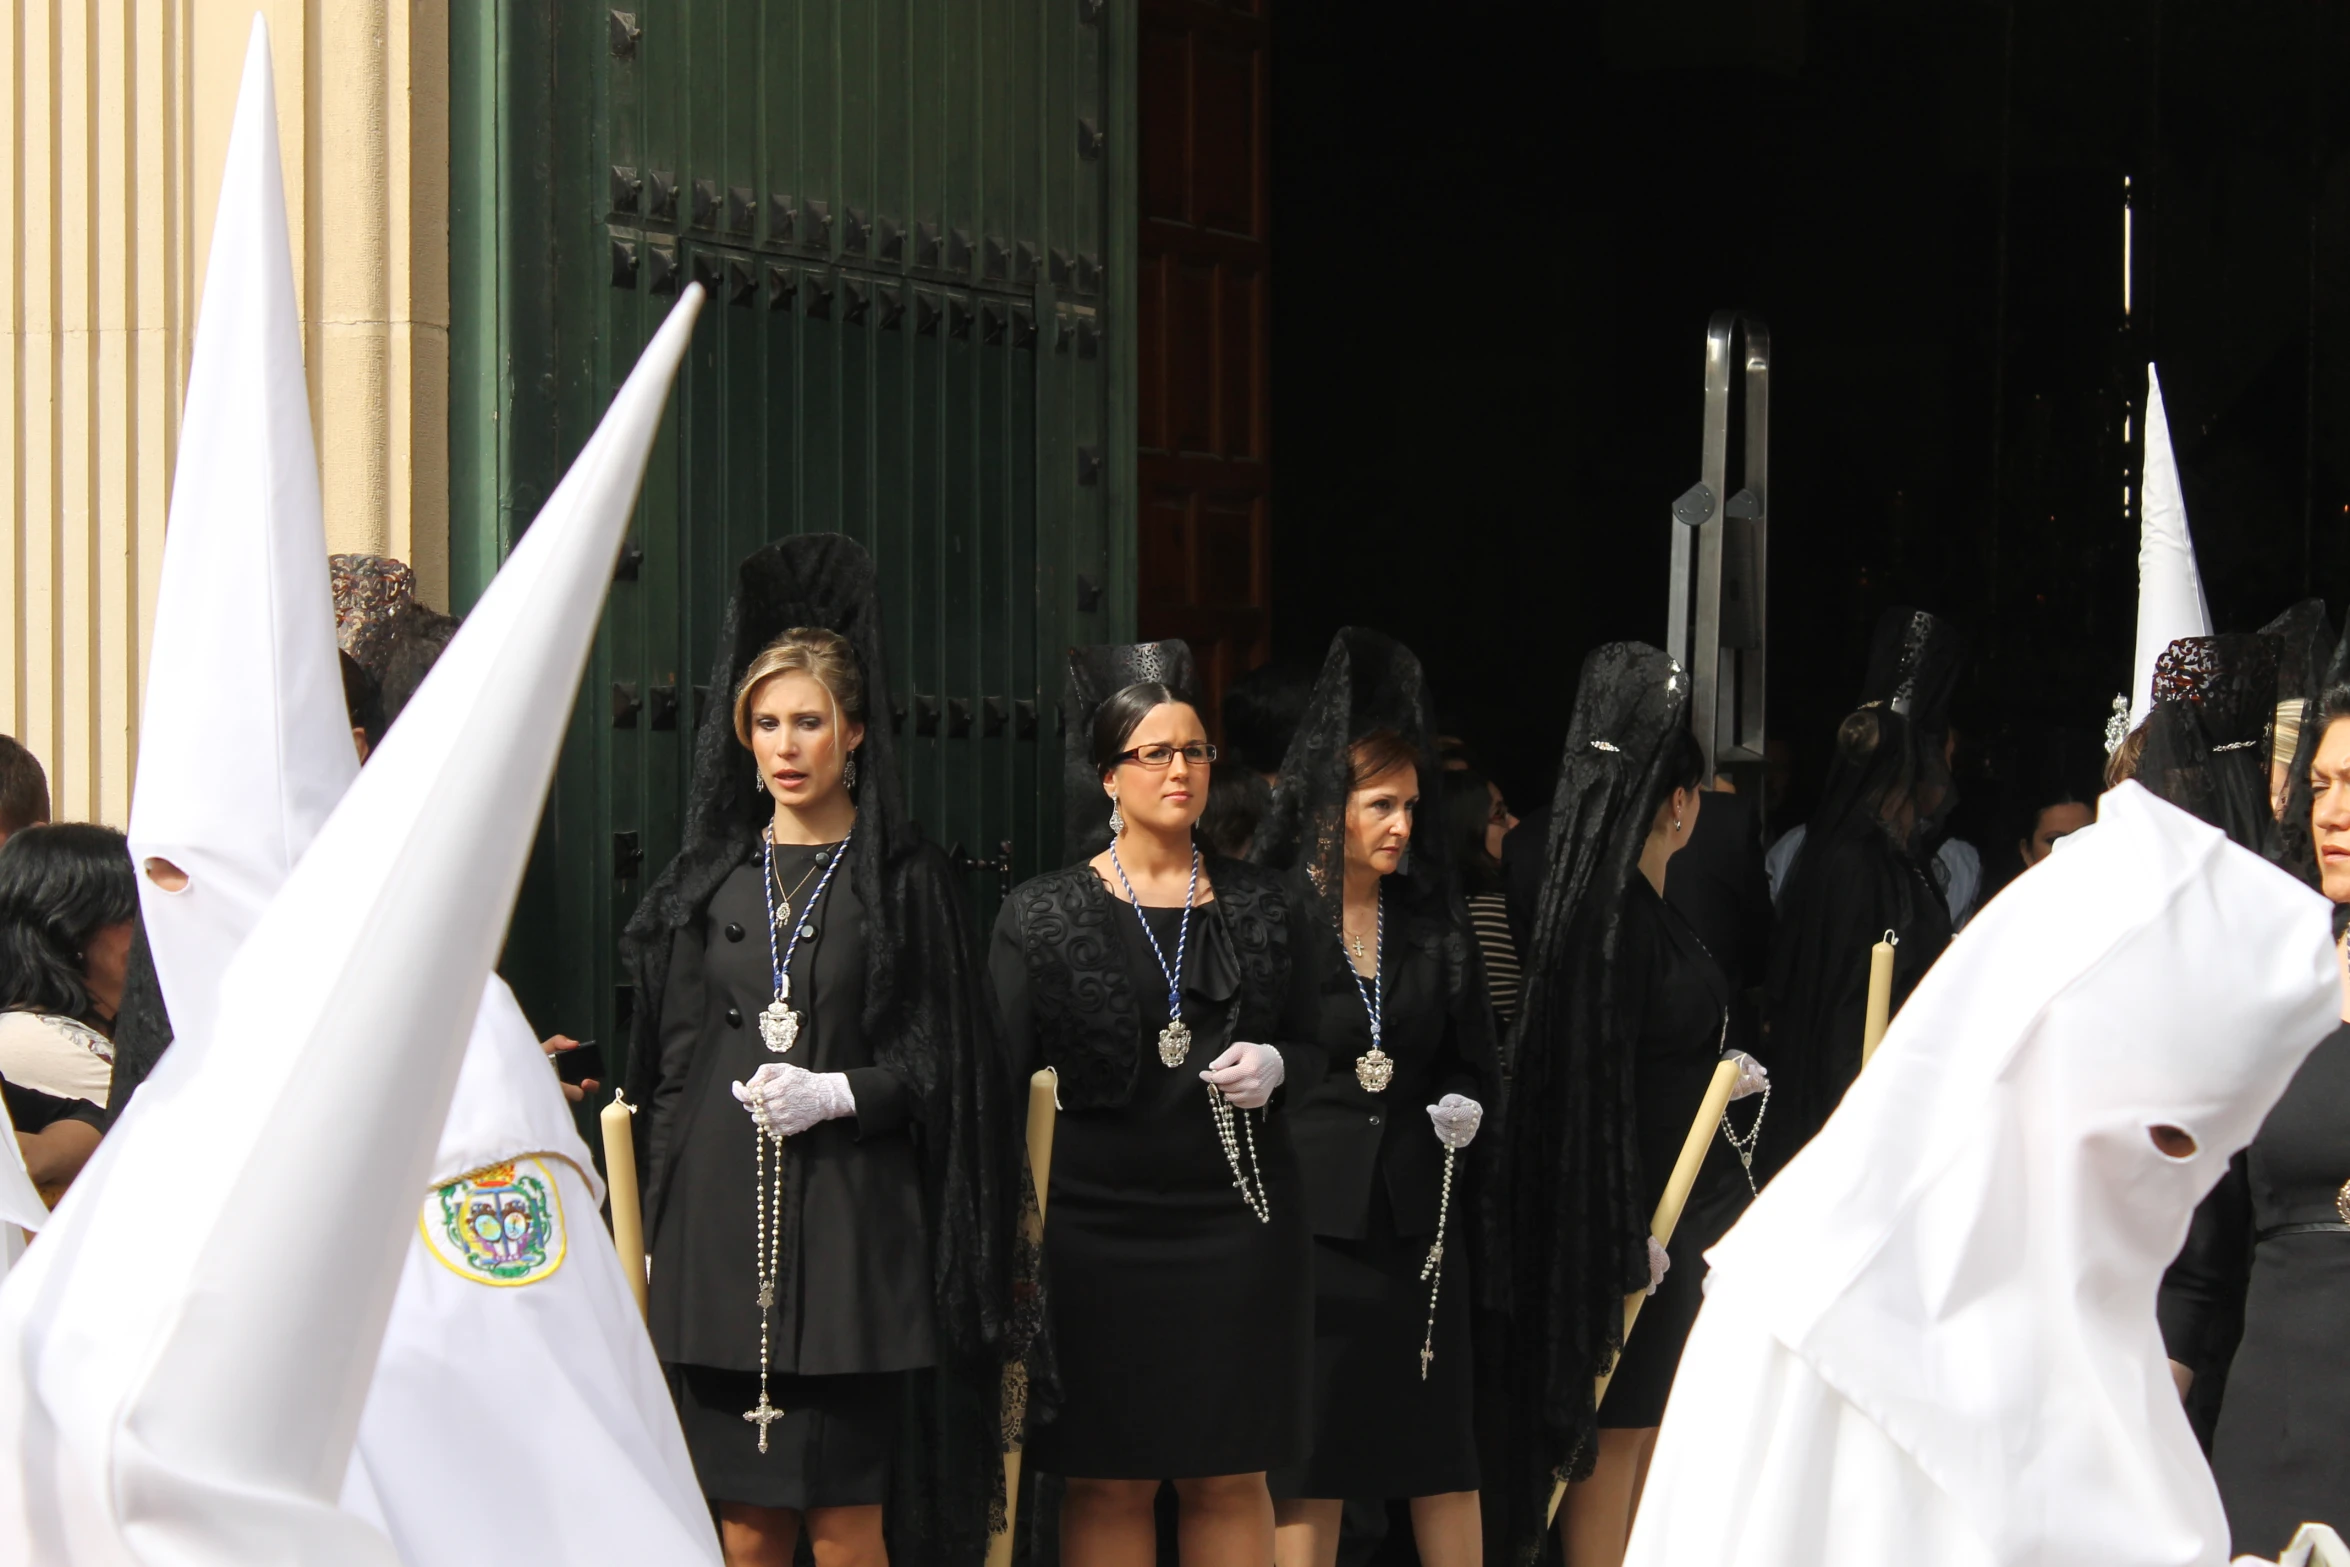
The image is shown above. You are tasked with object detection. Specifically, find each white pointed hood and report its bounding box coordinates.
[0,260,705,1561]
[2131,365,2212,727]
[126,17,353,1065]
[1702,782,2336,1565]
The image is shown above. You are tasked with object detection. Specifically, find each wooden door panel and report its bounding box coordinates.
[1138,0,1271,730]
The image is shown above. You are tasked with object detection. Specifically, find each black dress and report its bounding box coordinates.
[1599,877,1744,1429]
[991,856,1318,1479]
[2159,1022,2350,1558]
[1763,827,1951,1174]
[1268,892,1491,1500]
[648,838,933,1510]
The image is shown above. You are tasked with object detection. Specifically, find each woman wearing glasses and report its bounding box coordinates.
[992,644,1320,1567]
[1254,629,1500,1567]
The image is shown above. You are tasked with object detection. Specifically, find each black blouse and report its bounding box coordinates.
[990,855,1316,1112]
[647,839,934,1376]
[1285,890,1491,1240]
[1622,877,1735,1215]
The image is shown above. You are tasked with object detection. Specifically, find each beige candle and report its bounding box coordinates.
[991,1069,1061,1567]
[1861,930,1899,1067]
[600,1090,648,1320]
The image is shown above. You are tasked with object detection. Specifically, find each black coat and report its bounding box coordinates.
[1286,889,1495,1240]
[645,847,934,1375]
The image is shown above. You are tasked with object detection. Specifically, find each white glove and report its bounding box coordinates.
[1200,1041,1284,1110]
[732,1062,857,1140]
[1727,1051,1770,1101]
[1426,1093,1483,1150]
[1645,1235,1671,1296]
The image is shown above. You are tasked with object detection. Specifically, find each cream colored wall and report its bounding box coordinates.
[2,1,446,825]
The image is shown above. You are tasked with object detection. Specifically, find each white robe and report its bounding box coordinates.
[338,980,716,1564]
[1626,1274,1994,1567]
[1629,784,2339,1567]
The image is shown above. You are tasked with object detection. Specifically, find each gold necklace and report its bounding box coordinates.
[767,845,827,927]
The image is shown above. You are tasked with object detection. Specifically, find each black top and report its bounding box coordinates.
[1286,886,1490,1240]
[2159,1022,2350,1557]
[994,855,1318,1111]
[1661,790,1772,1050]
[1621,878,1735,1213]
[2,1074,101,1135]
[1761,826,1951,1174]
[648,840,934,1375]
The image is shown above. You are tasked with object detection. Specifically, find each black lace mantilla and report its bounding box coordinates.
[2139,632,2283,860]
[1009,855,1292,1112]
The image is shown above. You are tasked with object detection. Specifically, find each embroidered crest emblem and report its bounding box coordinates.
[420,1156,566,1287]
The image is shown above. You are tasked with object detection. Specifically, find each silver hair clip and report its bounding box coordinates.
[2211,739,2260,753]
[1590,739,1621,753]
[2102,694,2130,757]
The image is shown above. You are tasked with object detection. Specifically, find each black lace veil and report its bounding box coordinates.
[619,533,1021,1562]
[2262,600,2336,885]
[1058,639,1197,866]
[1252,627,1451,926]
[2135,633,2283,860]
[1494,642,1691,1550]
[1790,607,1966,892]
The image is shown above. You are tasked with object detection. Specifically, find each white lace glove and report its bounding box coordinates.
[1200,1041,1284,1110]
[731,1062,857,1140]
[1645,1235,1671,1296]
[1726,1051,1770,1101]
[1426,1093,1483,1150]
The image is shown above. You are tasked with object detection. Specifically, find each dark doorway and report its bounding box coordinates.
[1135,0,2350,839]
[1136,0,1274,728]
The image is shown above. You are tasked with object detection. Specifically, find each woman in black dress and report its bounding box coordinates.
[624,537,1020,1567]
[1765,606,1964,1172]
[1495,643,1765,1567]
[992,647,1316,1567]
[2159,674,2350,1555]
[1251,628,1498,1567]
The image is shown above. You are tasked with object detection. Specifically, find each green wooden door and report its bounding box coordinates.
[450,0,1137,1062]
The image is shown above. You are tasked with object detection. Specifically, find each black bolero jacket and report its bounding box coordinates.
[992,854,1317,1112]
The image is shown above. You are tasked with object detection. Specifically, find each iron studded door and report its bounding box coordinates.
[451,0,1139,1077]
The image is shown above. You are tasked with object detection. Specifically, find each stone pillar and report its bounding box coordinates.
[0,2,446,822]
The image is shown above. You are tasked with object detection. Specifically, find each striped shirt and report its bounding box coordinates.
[1466,892,1522,1028]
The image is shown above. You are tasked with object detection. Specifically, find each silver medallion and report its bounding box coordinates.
[760,999,801,1053]
[1354,1044,1395,1094]
[1158,1018,1193,1068]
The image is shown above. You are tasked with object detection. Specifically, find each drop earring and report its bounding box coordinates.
[843,749,859,791]
[754,765,767,793]
[1108,796,1124,836]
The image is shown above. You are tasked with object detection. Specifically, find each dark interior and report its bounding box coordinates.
[1260,0,2350,847]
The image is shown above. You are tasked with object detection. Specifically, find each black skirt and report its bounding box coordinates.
[669,1365,904,1511]
[1269,1185,1477,1500]
[1599,1176,1744,1429]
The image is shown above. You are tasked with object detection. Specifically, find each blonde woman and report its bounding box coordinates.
[624,537,1020,1567]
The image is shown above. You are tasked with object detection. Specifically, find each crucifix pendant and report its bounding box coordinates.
[1157,1018,1193,1068]
[1419,1341,1435,1380]
[744,1391,787,1453]
[760,999,800,1053]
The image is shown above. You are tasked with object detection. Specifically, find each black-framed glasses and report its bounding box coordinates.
[1114,742,1218,769]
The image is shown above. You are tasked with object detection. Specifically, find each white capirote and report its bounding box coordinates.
[1626,782,2339,1567]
